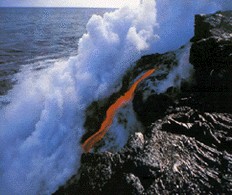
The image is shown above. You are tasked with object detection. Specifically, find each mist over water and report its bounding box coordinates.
[0,0,231,194]
[0,1,157,194]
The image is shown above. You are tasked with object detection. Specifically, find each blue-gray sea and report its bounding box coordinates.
[0,8,112,89]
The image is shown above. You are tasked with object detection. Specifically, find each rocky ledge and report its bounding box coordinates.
[54,11,232,194]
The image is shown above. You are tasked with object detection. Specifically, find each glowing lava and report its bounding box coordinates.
[82,68,156,153]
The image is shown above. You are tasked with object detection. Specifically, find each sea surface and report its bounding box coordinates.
[0,7,112,94]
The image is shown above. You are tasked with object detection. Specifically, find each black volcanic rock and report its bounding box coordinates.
[0,68,17,96]
[55,107,232,195]
[54,11,232,195]
[133,92,173,126]
[190,11,232,113]
[82,51,177,145]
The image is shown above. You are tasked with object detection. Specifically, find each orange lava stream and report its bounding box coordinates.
[82,68,156,153]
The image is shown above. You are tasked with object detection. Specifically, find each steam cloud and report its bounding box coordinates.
[0,1,157,194]
[0,0,231,194]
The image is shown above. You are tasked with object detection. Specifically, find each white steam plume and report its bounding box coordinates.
[0,1,157,195]
[152,0,232,53]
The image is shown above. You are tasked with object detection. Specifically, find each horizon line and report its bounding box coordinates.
[0,6,120,9]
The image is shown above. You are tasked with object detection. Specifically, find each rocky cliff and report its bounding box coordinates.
[54,11,232,194]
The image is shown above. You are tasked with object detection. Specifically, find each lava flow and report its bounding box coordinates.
[82,68,156,153]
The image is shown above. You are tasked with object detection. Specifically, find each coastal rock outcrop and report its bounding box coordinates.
[54,11,232,194]
[190,11,232,112]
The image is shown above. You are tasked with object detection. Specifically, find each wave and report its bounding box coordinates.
[0,0,231,194]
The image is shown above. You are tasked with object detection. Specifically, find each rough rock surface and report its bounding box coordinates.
[0,69,17,96]
[190,11,232,112]
[54,11,232,195]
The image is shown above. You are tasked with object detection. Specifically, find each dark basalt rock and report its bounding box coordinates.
[190,11,232,113]
[132,51,180,126]
[0,79,12,95]
[54,11,232,195]
[55,106,232,195]
[82,51,177,144]
[133,92,173,126]
[0,68,17,96]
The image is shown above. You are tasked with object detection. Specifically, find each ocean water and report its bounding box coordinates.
[0,8,112,95]
[0,1,231,195]
[0,8,111,66]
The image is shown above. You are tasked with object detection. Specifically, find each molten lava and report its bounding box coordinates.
[82,68,156,153]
